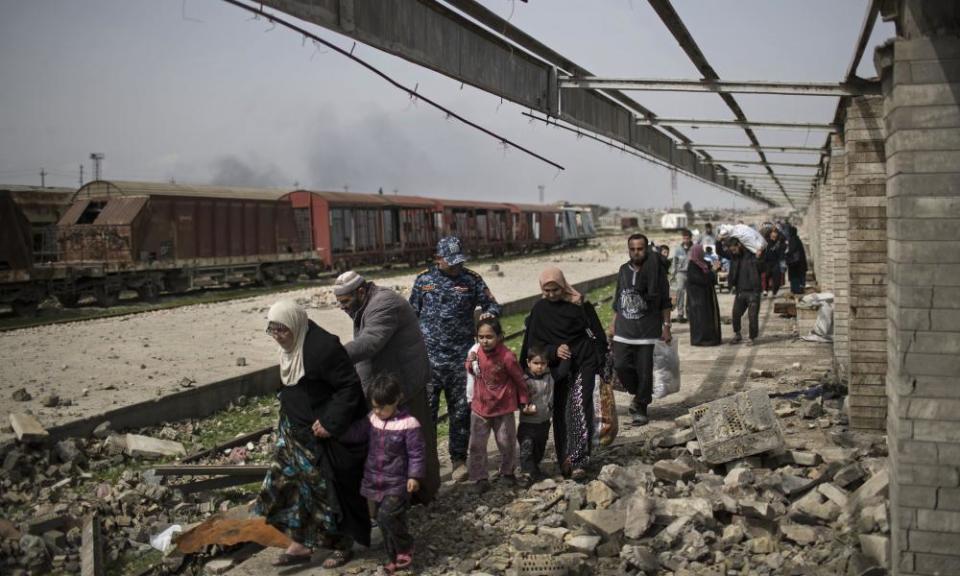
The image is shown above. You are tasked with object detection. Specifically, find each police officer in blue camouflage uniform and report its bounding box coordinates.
[409,236,501,481]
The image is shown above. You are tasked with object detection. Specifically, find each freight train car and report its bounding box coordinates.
[0,186,76,315]
[55,180,316,306]
[434,199,512,257]
[506,203,560,251]
[558,205,596,246]
[285,190,438,271]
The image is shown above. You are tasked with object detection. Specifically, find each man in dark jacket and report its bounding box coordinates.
[725,238,762,345]
[334,270,441,505]
[609,234,673,426]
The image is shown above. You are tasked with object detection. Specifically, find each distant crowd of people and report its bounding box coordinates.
[253,223,808,572]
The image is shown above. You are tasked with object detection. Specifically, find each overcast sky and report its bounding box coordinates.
[0,0,893,210]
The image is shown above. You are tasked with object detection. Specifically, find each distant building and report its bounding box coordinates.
[660,213,688,231]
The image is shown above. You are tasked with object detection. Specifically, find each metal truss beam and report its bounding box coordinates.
[637,118,837,130]
[253,0,777,207]
[678,143,826,154]
[704,159,820,168]
[559,77,879,96]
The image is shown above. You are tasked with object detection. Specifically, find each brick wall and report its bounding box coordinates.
[829,135,850,382]
[883,33,960,575]
[844,96,887,430]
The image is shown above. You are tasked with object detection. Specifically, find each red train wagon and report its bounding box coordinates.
[285,190,438,271]
[505,203,561,251]
[434,199,511,256]
[56,181,312,304]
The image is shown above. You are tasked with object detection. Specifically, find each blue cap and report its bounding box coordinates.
[436,236,467,266]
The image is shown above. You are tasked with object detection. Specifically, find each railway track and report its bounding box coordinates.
[0,238,618,332]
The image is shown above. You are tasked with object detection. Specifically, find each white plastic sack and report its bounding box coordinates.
[149,524,182,553]
[729,224,767,255]
[465,343,480,402]
[652,338,681,399]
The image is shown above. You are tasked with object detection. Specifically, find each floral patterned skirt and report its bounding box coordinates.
[254,414,339,549]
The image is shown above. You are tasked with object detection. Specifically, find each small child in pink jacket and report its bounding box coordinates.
[465,318,529,490]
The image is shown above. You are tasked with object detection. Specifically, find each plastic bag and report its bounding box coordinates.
[149,524,183,553]
[718,224,767,255]
[465,343,480,402]
[652,338,681,399]
[592,374,619,448]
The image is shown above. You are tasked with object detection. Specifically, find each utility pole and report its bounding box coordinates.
[79,164,84,186]
[89,153,104,181]
[39,168,46,187]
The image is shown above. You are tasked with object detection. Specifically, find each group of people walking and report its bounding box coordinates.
[253,224,807,572]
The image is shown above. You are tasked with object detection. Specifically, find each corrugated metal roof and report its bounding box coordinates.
[292,190,438,209]
[0,184,75,194]
[76,180,291,202]
[439,198,511,210]
[506,203,561,213]
[93,195,149,225]
[58,199,89,226]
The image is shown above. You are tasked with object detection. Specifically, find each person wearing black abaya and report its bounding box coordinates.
[257,300,370,568]
[520,267,607,480]
[686,244,722,346]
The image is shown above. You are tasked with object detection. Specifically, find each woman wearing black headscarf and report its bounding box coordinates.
[520,267,607,480]
[256,300,370,568]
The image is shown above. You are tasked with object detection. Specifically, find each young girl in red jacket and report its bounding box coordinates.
[465,317,530,490]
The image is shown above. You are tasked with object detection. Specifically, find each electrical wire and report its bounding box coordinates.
[522,112,773,207]
[219,0,564,172]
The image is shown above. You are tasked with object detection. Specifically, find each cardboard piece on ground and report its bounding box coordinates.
[174,505,290,554]
[9,413,49,442]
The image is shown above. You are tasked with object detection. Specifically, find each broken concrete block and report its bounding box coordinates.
[790,491,840,524]
[691,390,784,465]
[747,536,778,554]
[785,450,821,467]
[674,414,694,428]
[859,534,889,568]
[620,544,659,574]
[565,534,601,555]
[815,446,856,464]
[739,499,776,520]
[653,460,695,483]
[721,523,746,545]
[780,523,818,545]
[91,421,113,439]
[858,503,889,534]
[624,495,655,539]
[685,440,701,456]
[653,497,712,523]
[537,526,569,541]
[9,413,48,442]
[848,469,889,510]
[573,509,625,539]
[780,474,817,497]
[817,483,849,508]
[585,480,617,509]
[123,434,185,459]
[833,462,866,488]
[724,467,755,490]
[655,427,697,448]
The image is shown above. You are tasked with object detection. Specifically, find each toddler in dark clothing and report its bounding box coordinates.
[343,374,424,573]
[517,347,554,486]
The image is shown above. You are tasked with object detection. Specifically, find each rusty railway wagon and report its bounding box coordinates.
[0,186,75,315]
[0,180,595,315]
[54,180,315,307]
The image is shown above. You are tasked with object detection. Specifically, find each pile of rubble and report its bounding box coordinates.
[0,407,277,576]
[391,388,890,576]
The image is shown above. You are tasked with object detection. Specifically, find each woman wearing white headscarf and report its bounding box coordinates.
[255,300,369,568]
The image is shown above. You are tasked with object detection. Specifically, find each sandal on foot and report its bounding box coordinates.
[322,549,353,569]
[272,553,312,566]
[395,552,413,569]
[383,561,397,574]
